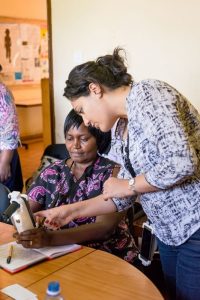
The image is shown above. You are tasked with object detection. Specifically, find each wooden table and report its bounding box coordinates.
[0,222,163,300]
[15,98,42,107]
[0,223,95,299]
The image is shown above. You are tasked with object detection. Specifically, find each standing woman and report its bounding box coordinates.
[0,65,21,192]
[36,48,200,300]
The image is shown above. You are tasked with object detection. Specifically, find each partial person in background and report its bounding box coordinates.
[15,109,138,264]
[0,65,22,193]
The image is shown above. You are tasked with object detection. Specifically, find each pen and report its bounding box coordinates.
[6,245,13,264]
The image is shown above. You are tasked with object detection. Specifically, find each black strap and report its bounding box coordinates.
[125,136,149,226]
[124,135,136,177]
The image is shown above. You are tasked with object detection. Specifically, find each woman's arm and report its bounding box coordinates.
[0,84,20,181]
[35,195,118,228]
[49,211,126,245]
[131,82,198,189]
[28,198,43,213]
[102,174,159,200]
[0,149,14,181]
[14,211,126,248]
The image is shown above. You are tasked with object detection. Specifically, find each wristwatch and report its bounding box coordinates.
[128,177,137,194]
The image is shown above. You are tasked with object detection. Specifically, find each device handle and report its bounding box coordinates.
[2,201,20,223]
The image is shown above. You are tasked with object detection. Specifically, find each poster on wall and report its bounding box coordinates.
[0,23,21,82]
[0,21,48,85]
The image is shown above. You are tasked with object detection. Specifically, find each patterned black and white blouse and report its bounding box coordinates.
[112,79,200,246]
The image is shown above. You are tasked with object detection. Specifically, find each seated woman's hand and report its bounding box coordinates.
[34,205,75,229]
[13,227,51,248]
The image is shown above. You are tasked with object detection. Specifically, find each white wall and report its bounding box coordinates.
[51,0,200,142]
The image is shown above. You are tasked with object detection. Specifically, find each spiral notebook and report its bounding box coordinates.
[0,241,81,274]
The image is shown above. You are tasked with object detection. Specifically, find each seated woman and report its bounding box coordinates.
[15,109,138,264]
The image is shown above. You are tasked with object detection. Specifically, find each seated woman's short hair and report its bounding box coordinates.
[63,109,111,154]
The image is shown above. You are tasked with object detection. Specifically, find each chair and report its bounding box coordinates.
[43,144,69,160]
[0,183,10,222]
[25,144,69,190]
[128,203,166,297]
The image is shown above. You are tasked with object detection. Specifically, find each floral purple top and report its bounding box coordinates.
[27,156,138,263]
[0,82,20,150]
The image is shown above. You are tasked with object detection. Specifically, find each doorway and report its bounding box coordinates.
[0,0,53,187]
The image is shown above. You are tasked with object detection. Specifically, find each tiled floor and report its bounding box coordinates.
[18,141,44,185]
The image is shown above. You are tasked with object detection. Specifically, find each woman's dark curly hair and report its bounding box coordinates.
[64,109,111,154]
[64,47,133,100]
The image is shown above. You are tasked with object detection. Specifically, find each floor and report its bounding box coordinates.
[18,141,44,187]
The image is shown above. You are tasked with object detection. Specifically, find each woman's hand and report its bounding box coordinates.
[0,160,11,182]
[0,150,13,182]
[13,227,51,248]
[35,196,119,229]
[103,178,133,200]
[34,205,76,229]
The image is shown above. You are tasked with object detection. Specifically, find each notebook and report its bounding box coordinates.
[0,241,82,274]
